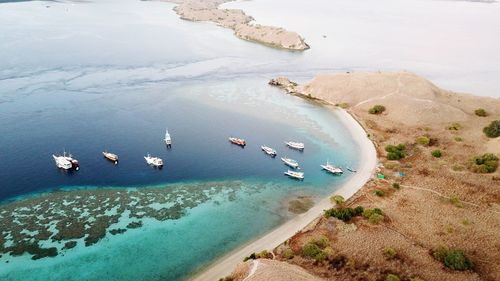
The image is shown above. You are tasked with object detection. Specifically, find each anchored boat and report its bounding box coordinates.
[281,157,299,169]
[164,129,172,147]
[229,137,246,147]
[261,145,277,157]
[103,151,119,164]
[144,154,163,167]
[284,170,304,180]
[53,152,79,170]
[285,141,304,150]
[321,161,343,175]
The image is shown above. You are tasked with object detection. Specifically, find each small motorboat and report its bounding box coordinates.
[347,167,357,173]
[144,154,163,167]
[285,141,304,150]
[284,170,304,180]
[53,152,79,170]
[229,137,246,147]
[164,129,172,148]
[321,161,343,175]
[261,145,277,157]
[103,151,119,164]
[281,157,299,169]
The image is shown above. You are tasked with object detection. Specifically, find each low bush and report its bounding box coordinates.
[385,274,400,281]
[363,208,384,224]
[483,120,500,138]
[383,247,397,259]
[431,149,442,158]
[375,190,385,197]
[450,195,463,208]
[281,247,294,259]
[368,104,386,114]
[468,153,499,173]
[324,206,364,221]
[454,136,463,142]
[330,195,345,205]
[336,102,349,109]
[385,144,406,160]
[432,246,473,271]
[302,236,330,262]
[474,108,487,117]
[415,136,430,146]
[447,122,462,131]
[392,183,400,190]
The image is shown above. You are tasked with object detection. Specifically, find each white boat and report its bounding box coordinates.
[285,141,304,150]
[281,157,299,169]
[261,145,277,157]
[103,151,119,164]
[284,170,304,180]
[164,129,172,147]
[321,161,343,175]
[144,154,163,167]
[53,152,79,170]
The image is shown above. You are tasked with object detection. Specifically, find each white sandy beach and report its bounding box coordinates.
[188,108,377,281]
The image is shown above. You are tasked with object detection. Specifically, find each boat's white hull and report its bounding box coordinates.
[285,141,304,150]
[145,156,163,167]
[281,158,299,169]
[321,165,343,174]
[284,170,304,180]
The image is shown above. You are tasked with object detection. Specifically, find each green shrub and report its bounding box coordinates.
[337,102,349,109]
[383,247,397,259]
[302,236,330,262]
[281,247,294,259]
[431,149,442,158]
[375,190,385,197]
[468,153,499,173]
[432,246,473,271]
[474,108,487,117]
[483,120,500,138]
[330,195,345,205]
[368,213,384,224]
[392,183,400,190]
[324,206,364,221]
[368,104,386,114]
[385,144,406,160]
[385,274,400,281]
[310,236,329,248]
[450,195,463,208]
[454,136,463,142]
[302,243,321,258]
[416,136,430,146]
[447,122,462,131]
[243,252,257,261]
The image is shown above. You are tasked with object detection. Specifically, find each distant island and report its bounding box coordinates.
[209,72,500,281]
[164,0,310,51]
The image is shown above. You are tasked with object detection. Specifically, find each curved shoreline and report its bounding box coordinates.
[187,107,378,281]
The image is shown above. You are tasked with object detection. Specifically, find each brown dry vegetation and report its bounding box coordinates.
[229,72,500,281]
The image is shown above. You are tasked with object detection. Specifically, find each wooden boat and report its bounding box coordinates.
[281,157,299,169]
[261,145,277,157]
[321,161,343,175]
[284,170,304,180]
[229,137,246,147]
[103,151,119,164]
[285,141,304,150]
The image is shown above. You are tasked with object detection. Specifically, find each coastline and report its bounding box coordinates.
[187,106,377,281]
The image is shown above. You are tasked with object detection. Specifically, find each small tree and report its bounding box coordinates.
[383,247,397,259]
[474,108,487,117]
[483,120,500,138]
[369,105,386,114]
[385,144,406,160]
[392,183,400,190]
[385,274,400,281]
[431,149,442,158]
[375,190,385,197]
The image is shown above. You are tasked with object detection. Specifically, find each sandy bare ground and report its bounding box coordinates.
[187,100,377,280]
[162,0,309,50]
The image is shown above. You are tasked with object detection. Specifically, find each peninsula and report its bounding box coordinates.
[163,0,309,51]
[219,72,500,281]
